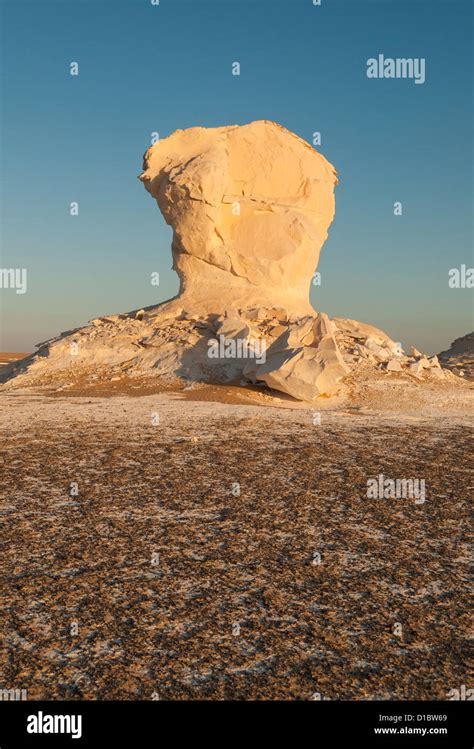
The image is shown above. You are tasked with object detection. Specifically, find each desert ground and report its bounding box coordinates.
[1,368,471,700]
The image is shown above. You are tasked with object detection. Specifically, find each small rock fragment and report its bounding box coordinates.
[386,359,402,372]
[409,358,430,376]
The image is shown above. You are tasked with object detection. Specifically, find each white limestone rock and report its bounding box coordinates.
[3,120,461,402]
[386,359,403,372]
[139,120,337,317]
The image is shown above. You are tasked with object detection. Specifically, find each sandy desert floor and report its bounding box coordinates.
[0,379,472,701]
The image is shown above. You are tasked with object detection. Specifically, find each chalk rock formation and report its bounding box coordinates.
[243,313,349,399]
[139,120,337,316]
[1,120,458,402]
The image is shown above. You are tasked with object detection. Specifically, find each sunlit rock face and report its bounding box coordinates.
[3,121,453,402]
[139,120,337,316]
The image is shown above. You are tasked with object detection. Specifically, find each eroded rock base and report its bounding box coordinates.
[1,304,456,402]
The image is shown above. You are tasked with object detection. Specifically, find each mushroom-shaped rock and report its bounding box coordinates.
[139,120,337,316]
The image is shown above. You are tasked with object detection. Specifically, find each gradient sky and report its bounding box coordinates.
[1,0,472,354]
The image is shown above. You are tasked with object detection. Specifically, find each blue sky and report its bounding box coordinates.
[0,0,472,353]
